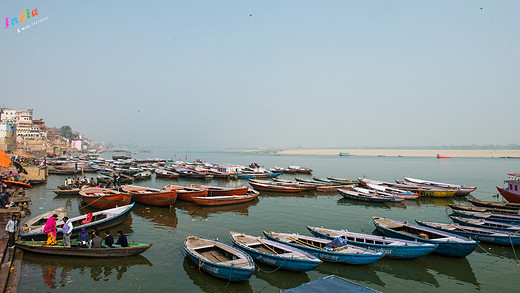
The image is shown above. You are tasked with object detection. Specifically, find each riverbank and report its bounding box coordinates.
[232,149,520,158]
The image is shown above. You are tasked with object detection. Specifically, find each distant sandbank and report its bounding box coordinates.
[233,149,520,158]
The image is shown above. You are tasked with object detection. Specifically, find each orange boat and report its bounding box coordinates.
[164,185,207,202]
[121,185,177,207]
[193,185,249,196]
[192,190,259,206]
[436,154,451,159]
[79,187,132,210]
[1,179,32,189]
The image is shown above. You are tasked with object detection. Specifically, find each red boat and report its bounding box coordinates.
[192,190,260,206]
[121,185,177,207]
[248,181,306,193]
[193,185,249,196]
[164,185,207,202]
[79,187,132,210]
[436,154,451,159]
[497,173,520,203]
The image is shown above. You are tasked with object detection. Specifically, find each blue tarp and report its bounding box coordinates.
[284,275,381,293]
[325,237,348,248]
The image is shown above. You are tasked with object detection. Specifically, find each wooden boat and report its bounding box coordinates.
[194,185,249,196]
[316,185,349,192]
[436,154,451,159]
[133,170,152,181]
[192,190,259,206]
[263,231,384,265]
[403,177,476,196]
[22,207,67,232]
[337,188,402,203]
[449,216,520,233]
[467,198,520,210]
[497,173,520,203]
[259,179,316,190]
[15,240,152,257]
[338,153,351,156]
[237,172,281,179]
[352,187,407,202]
[20,203,134,240]
[53,188,81,196]
[248,181,306,193]
[449,204,520,216]
[391,180,457,198]
[121,185,177,207]
[112,149,132,160]
[452,210,520,225]
[0,179,32,189]
[230,232,322,272]
[155,169,179,179]
[306,226,437,260]
[183,235,254,282]
[164,185,207,202]
[372,216,479,257]
[79,187,132,210]
[313,177,357,185]
[416,220,520,246]
[327,177,358,183]
[362,182,421,200]
[286,275,381,293]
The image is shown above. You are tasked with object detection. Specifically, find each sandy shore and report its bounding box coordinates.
[237,149,520,158]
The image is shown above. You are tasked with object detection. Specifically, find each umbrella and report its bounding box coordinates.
[13,161,28,174]
[20,153,31,158]
[0,150,11,169]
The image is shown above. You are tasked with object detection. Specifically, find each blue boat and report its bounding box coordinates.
[416,220,520,246]
[230,232,322,272]
[20,204,135,240]
[263,231,384,265]
[372,217,479,257]
[237,172,282,179]
[452,209,520,225]
[183,235,255,282]
[306,226,437,259]
[284,275,381,293]
[450,216,520,233]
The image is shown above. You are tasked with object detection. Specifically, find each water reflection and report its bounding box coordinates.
[182,257,253,293]
[337,198,393,210]
[373,260,439,287]
[475,243,519,260]
[254,264,310,289]
[132,204,178,228]
[316,262,385,287]
[416,255,479,288]
[175,199,259,219]
[23,252,152,290]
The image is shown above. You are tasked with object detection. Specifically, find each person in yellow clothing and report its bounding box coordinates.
[43,214,59,245]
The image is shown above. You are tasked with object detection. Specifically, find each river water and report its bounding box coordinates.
[18,151,520,292]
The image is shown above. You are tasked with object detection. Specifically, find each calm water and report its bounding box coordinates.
[19,151,520,292]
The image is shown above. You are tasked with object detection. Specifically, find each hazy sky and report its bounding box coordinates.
[1,1,519,149]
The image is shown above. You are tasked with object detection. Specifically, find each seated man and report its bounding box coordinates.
[103,230,114,248]
[90,232,103,248]
[0,193,9,208]
[112,230,128,248]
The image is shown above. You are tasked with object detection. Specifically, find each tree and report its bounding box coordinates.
[60,125,77,141]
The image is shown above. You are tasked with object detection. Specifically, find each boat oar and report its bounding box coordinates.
[257,238,279,255]
[288,236,323,250]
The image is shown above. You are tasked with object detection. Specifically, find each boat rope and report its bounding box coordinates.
[79,195,107,209]
[224,265,232,288]
[509,234,519,263]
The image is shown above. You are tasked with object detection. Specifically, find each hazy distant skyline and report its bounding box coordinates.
[1,1,519,149]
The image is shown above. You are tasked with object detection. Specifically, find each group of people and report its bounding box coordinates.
[64,176,98,189]
[43,214,129,248]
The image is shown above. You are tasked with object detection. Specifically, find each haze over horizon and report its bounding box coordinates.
[2,1,519,149]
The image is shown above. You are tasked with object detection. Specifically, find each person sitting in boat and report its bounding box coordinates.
[112,230,128,248]
[90,231,103,248]
[103,230,114,248]
[43,214,59,245]
[78,227,89,248]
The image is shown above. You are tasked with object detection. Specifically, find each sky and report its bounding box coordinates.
[1,1,519,149]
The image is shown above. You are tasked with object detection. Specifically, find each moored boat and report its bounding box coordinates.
[15,240,152,257]
[164,185,207,202]
[79,187,132,209]
[467,198,520,210]
[436,154,451,159]
[192,190,259,206]
[133,170,153,181]
[121,185,177,207]
[403,176,476,196]
[53,188,81,196]
[263,231,384,265]
[451,210,520,225]
[449,216,520,233]
[248,181,307,193]
[448,204,520,216]
[337,188,402,203]
[372,216,479,257]
[230,232,321,272]
[306,226,437,259]
[22,207,67,232]
[194,185,249,196]
[155,169,179,179]
[20,203,135,240]
[497,173,520,203]
[416,220,520,246]
[183,235,254,282]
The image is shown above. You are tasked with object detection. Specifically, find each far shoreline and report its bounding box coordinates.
[227,149,520,158]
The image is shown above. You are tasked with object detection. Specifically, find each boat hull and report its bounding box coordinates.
[131,191,177,207]
[192,192,258,206]
[82,193,132,210]
[497,186,520,203]
[16,241,152,257]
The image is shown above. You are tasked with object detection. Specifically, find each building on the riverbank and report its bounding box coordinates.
[0,122,16,152]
